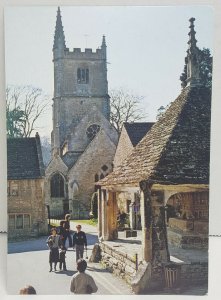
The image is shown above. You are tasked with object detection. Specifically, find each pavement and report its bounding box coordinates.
[7,221,133,295]
[7,221,208,295]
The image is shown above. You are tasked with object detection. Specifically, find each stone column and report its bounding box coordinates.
[140,181,152,262]
[129,203,135,229]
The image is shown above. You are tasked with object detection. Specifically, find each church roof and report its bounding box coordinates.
[99,86,211,186]
[7,134,45,180]
[62,151,83,169]
[124,122,155,146]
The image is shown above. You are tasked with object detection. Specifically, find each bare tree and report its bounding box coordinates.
[6,85,50,137]
[110,88,147,134]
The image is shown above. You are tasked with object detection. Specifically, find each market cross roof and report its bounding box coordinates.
[124,122,155,147]
[99,86,211,186]
[7,134,45,180]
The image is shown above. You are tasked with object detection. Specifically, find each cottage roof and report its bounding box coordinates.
[7,135,45,180]
[99,86,211,186]
[124,122,155,146]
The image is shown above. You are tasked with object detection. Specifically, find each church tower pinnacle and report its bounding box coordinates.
[186,17,202,87]
[53,7,66,59]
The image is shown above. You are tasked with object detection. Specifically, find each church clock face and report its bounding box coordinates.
[86,124,100,140]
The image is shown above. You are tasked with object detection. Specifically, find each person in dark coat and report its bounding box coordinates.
[59,244,67,271]
[72,224,87,262]
[63,214,72,248]
[46,227,62,272]
[58,220,66,246]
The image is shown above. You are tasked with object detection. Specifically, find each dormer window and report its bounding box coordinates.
[77,68,89,84]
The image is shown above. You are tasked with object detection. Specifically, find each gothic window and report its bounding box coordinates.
[51,173,65,198]
[77,68,89,84]
[100,173,104,180]
[86,124,100,140]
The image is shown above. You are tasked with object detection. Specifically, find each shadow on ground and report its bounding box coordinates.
[8,233,98,254]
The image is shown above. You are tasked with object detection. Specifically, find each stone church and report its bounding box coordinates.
[45,7,118,219]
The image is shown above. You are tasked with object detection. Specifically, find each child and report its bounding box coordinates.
[70,259,98,294]
[46,227,62,272]
[59,245,67,271]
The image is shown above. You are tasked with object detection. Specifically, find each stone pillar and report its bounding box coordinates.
[98,188,102,238]
[140,181,152,262]
[107,191,118,240]
[129,203,135,229]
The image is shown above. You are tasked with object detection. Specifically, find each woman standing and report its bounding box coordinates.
[46,227,62,272]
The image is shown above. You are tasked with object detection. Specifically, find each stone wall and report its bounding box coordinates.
[167,228,208,249]
[113,126,133,168]
[8,178,47,239]
[180,262,208,287]
[99,242,137,284]
[68,130,117,218]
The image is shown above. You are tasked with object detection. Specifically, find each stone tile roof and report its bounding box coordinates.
[99,86,211,186]
[124,122,155,146]
[7,136,45,180]
[62,151,83,169]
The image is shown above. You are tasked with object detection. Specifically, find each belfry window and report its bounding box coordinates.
[51,173,65,197]
[77,68,89,84]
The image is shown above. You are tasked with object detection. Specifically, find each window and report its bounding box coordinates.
[77,68,89,84]
[24,214,31,229]
[8,214,31,230]
[16,214,24,229]
[95,174,99,182]
[86,124,100,140]
[101,165,108,172]
[8,182,19,196]
[51,173,65,197]
[8,215,15,230]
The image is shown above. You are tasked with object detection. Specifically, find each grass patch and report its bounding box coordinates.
[71,219,98,226]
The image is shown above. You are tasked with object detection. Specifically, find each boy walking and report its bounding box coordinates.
[70,259,98,294]
[72,225,87,261]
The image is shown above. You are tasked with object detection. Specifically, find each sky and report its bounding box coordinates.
[4,5,214,138]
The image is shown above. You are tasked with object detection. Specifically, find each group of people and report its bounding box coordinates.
[44,214,98,294]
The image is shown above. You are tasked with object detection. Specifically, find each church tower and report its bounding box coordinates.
[52,7,110,155]
[46,7,118,218]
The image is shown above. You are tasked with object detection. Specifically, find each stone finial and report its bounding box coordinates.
[53,6,66,51]
[186,17,202,87]
[102,35,106,47]
[101,35,107,59]
[188,17,197,50]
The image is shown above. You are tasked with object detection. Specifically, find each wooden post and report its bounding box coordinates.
[140,180,153,262]
[107,191,118,240]
[97,187,102,238]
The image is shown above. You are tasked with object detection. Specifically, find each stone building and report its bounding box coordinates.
[7,133,47,239]
[97,18,210,292]
[113,122,154,229]
[45,7,118,218]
